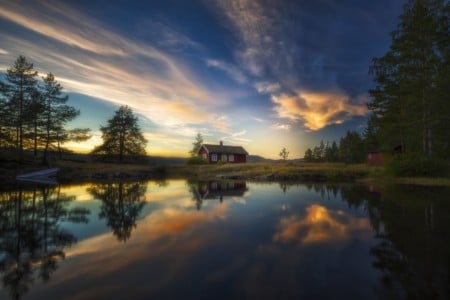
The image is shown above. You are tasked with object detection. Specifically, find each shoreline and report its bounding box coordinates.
[2,160,450,188]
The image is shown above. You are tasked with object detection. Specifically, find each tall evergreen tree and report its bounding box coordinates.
[304,148,313,162]
[92,105,147,162]
[368,0,449,158]
[3,56,38,161]
[40,73,79,163]
[189,132,204,157]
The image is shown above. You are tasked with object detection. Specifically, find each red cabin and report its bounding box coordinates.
[367,151,383,165]
[197,141,248,164]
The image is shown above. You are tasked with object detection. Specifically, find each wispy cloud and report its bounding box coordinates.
[272,91,367,131]
[206,59,247,84]
[251,116,265,123]
[271,123,291,131]
[254,81,280,94]
[0,1,230,133]
[215,0,275,77]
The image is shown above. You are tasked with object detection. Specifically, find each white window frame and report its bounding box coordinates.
[202,153,207,159]
[228,154,234,162]
[211,153,218,162]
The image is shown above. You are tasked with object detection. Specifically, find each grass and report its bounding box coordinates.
[1,148,449,187]
[170,162,372,181]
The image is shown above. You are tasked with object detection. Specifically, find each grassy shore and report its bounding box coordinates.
[2,151,450,187]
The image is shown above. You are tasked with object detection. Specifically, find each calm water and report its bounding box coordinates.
[0,180,449,300]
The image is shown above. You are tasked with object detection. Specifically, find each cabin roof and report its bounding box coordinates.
[199,144,248,155]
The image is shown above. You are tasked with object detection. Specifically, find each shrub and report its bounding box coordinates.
[187,156,207,165]
[216,159,227,166]
[387,156,449,177]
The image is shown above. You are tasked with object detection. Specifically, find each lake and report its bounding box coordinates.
[0,180,449,300]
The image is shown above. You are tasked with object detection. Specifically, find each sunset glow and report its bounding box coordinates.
[0,0,404,158]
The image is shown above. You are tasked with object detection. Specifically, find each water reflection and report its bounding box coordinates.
[0,181,449,300]
[0,185,89,300]
[273,204,370,245]
[189,180,247,210]
[87,181,146,242]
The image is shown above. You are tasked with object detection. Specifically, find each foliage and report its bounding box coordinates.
[189,132,204,157]
[0,56,84,163]
[187,156,207,165]
[92,105,147,162]
[339,131,366,164]
[279,147,289,160]
[217,159,227,165]
[367,0,450,159]
[40,73,83,162]
[386,155,449,177]
[1,56,38,161]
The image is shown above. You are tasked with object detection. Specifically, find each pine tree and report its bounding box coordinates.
[40,73,80,163]
[92,105,147,162]
[3,56,38,161]
[304,148,313,162]
[190,132,204,157]
[368,0,449,158]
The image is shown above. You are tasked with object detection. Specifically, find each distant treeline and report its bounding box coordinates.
[304,131,366,164]
[0,56,90,163]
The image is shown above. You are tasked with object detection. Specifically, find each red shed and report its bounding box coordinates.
[197,141,248,164]
[367,150,383,165]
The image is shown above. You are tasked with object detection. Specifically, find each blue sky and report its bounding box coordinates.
[0,0,404,158]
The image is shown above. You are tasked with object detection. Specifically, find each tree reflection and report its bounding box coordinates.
[88,181,146,242]
[337,184,450,300]
[0,185,90,300]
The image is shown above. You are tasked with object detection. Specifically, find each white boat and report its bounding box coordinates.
[16,168,59,184]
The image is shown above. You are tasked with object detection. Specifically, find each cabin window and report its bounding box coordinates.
[211,182,218,190]
[202,153,207,159]
[211,154,217,162]
[228,154,234,162]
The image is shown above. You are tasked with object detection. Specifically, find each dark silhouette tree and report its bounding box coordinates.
[1,56,38,162]
[92,105,147,162]
[304,148,313,162]
[189,132,204,157]
[40,73,83,163]
[368,0,450,158]
[279,147,289,161]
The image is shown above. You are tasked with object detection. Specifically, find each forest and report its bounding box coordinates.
[305,0,449,175]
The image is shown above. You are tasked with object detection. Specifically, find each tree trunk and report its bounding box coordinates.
[34,118,38,156]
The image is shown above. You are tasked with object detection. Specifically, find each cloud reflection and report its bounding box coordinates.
[274,204,370,244]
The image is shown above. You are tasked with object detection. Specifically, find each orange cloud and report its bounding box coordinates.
[273,204,370,244]
[272,91,367,130]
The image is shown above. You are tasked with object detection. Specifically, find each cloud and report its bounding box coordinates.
[231,130,247,137]
[0,1,231,134]
[271,123,291,131]
[251,116,265,123]
[139,20,202,51]
[206,59,247,83]
[272,91,367,130]
[0,48,8,55]
[254,81,280,94]
[215,0,276,77]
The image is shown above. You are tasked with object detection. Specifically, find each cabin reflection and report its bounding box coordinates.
[191,181,247,210]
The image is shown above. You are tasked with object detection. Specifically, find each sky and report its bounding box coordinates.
[0,0,405,158]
